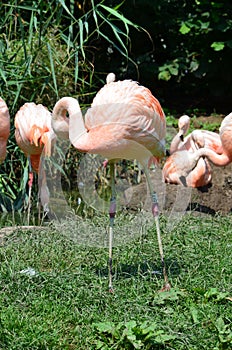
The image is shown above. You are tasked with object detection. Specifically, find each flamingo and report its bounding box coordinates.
[170,115,222,155]
[166,112,232,184]
[52,73,170,292]
[163,115,223,187]
[15,102,56,223]
[0,97,10,163]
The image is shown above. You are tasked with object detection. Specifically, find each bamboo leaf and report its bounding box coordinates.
[91,1,99,31]
[97,29,137,69]
[28,11,34,47]
[84,17,89,36]
[99,4,139,29]
[96,10,128,54]
[0,67,7,84]
[47,42,58,97]
[74,51,79,86]
[97,30,126,58]
[79,18,85,60]
[58,0,76,21]
[12,83,23,110]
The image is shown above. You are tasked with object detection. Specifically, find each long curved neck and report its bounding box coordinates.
[170,131,183,154]
[193,148,231,167]
[52,97,87,147]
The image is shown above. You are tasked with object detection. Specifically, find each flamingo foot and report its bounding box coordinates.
[109,287,114,293]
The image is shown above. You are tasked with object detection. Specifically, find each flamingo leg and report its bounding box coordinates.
[143,166,171,291]
[27,156,33,225]
[108,161,116,292]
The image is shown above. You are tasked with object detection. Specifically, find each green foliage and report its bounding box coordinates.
[158,61,179,81]
[214,317,232,349]
[204,287,230,302]
[211,42,225,51]
[158,0,232,90]
[0,0,140,113]
[118,0,232,108]
[94,320,177,348]
[0,136,29,212]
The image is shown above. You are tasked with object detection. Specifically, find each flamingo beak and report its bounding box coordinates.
[179,175,187,186]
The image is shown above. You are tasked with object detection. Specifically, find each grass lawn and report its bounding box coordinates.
[0,214,231,349]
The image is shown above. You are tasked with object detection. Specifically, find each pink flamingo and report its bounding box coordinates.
[0,97,10,163]
[52,73,170,292]
[170,115,222,155]
[163,115,223,187]
[165,112,232,184]
[15,102,56,222]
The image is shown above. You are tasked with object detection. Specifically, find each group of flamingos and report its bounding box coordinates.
[0,73,231,292]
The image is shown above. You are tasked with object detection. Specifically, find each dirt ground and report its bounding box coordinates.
[124,162,232,217]
[163,162,232,215]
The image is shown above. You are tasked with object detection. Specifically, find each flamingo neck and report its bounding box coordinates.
[53,97,88,147]
[194,148,231,166]
[68,100,88,150]
[170,131,183,154]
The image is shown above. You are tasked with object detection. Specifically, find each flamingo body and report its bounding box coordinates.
[163,150,212,187]
[63,77,166,166]
[0,97,10,163]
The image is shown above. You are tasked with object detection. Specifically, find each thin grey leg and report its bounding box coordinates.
[143,166,171,291]
[27,157,33,225]
[108,162,116,292]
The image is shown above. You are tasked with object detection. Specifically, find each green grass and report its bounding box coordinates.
[0,214,231,349]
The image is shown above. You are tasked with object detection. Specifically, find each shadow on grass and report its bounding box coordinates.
[187,202,216,215]
[96,258,181,280]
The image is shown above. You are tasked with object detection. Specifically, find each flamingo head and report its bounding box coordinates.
[178,115,190,140]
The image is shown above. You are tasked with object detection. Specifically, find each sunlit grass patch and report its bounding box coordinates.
[0,214,231,349]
